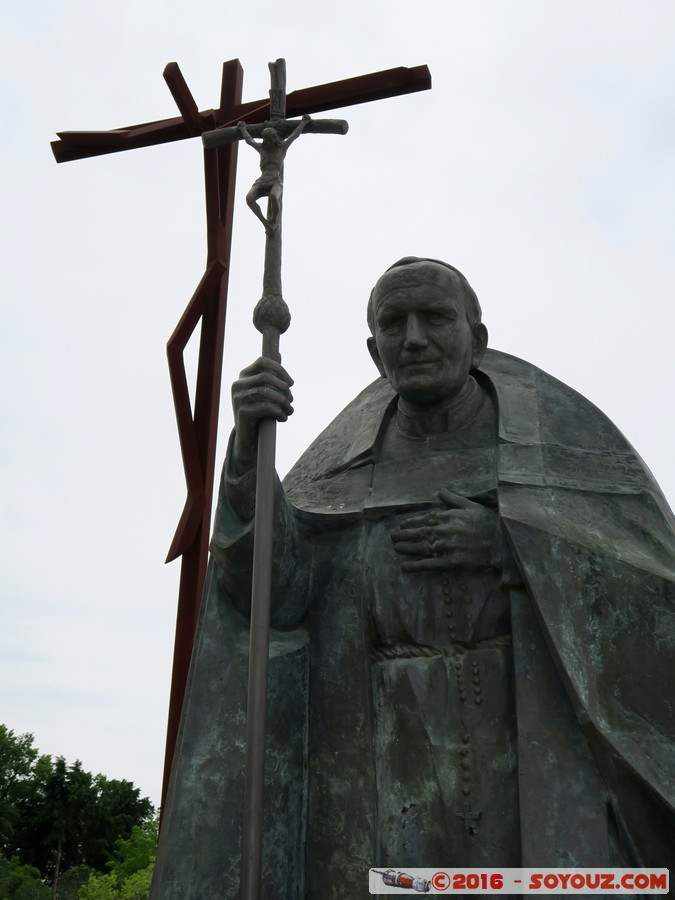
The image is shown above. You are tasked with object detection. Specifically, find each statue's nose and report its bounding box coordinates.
[403,313,428,349]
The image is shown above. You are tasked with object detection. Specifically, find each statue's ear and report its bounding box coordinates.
[367,337,387,378]
[471,323,488,370]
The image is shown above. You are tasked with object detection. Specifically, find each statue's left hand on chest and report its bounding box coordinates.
[390,488,502,572]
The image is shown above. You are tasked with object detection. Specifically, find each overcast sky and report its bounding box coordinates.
[2,1,674,809]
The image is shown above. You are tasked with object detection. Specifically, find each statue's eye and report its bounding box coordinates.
[427,313,453,326]
[380,317,403,335]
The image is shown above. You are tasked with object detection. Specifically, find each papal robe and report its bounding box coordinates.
[151,349,675,900]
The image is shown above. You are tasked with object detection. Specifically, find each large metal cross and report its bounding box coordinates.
[51,58,431,814]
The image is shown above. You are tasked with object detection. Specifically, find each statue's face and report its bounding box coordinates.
[368,266,486,406]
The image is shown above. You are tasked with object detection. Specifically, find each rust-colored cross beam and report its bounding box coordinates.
[51,64,431,163]
[51,59,432,817]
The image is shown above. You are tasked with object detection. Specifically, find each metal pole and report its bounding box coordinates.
[240,327,281,900]
[239,60,290,900]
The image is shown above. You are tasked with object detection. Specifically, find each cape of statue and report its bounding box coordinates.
[152,258,675,900]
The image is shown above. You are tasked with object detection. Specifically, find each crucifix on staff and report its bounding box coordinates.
[202,58,349,900]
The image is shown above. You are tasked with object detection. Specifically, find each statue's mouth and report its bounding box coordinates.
[400,360,439,371]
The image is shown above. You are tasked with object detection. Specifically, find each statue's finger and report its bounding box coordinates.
[439,488,486,510]
[391,526,434,543]
[235,377,293,402]
[235,372,294,400]
[435,520,478,542]
[239,388,293,415]
[240,401,291,423]
[238,356,294,385]
[391,540,434,557]
[254,387,293,411]
[398,512,435,529]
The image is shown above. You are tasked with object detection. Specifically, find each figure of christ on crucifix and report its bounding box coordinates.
[238,115,311,232]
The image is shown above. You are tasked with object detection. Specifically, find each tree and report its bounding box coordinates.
[0,726,154,897]
[22,757,95,890]
[77,873,118,900]
[106,819,157,884]
[117,863,153,900]
[78,864,155,900]
[52,865,93,900]
[0,726,51,858]
[78,818,157,900]
[81,780,152,874]
[0,854,50,900]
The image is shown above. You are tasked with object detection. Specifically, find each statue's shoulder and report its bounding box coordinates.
[283,377,395,507]
[480,348,635,454]
[283,348,670,517]
[481,350,674,531]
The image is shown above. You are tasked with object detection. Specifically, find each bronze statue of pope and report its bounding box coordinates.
[153,258,675,899]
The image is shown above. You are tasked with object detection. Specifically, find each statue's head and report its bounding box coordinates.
[261,127,280,143]
[366,257,488,407]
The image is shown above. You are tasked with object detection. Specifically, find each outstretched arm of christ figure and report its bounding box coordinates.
[236,121,262,153]
[280,114,311,148]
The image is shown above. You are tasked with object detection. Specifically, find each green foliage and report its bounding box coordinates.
[12,881,51,900]
[78,873,118,900]
[54,866,94,900]
[0,726,37,842]
[0,854,50,900]
[117,862,153,900]
[78,860,155,900]
[14,757,153,884]
[84,778,153,873]
[0,726,155,899]
[25,757,94,878]
[0,727,52,859]
[106,819,157,884]
[78,815,158,900]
